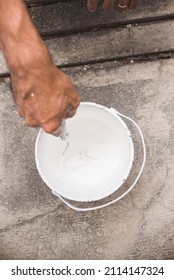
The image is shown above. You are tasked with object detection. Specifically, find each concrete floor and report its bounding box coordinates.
[0,0,174,259]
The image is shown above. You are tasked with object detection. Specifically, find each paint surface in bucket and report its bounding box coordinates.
[35,103,134,202]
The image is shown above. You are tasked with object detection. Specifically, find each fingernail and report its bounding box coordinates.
[87,4,96,12]
[88,8,96,12]
[52,127,62,137]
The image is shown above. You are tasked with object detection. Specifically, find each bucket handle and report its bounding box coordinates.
[52,109,146,212]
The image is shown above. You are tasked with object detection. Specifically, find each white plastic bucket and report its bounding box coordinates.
[35,102,146,211]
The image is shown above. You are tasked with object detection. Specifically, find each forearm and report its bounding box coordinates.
[0,0,50,75]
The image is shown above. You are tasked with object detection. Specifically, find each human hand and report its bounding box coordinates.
[0,0,80,136]
[11,57,80,135]
[87,0,139,12]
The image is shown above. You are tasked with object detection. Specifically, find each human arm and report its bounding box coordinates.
[0,0,80,134]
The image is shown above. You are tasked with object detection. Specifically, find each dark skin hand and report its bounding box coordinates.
[12,60,80,134]
[0,0,80,135]
[87,0,139,12]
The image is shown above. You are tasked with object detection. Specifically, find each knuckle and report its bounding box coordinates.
[43,126,55,134]
[17,108,24,118]
[43,122,60,134]
[25,118,33,127]
[24,115,38,127]
[72,94,80,109]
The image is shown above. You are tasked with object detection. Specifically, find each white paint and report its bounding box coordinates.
[35,103,135,202]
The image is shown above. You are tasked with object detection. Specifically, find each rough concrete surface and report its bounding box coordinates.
[29,0,174,34]
[1,1,174,74]
[0,58,174,259]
